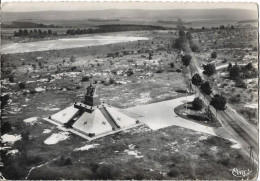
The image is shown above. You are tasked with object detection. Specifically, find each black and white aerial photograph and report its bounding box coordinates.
[0,1,259,180]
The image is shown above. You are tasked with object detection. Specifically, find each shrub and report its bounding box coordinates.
[176,69,182,73]
[126,69,134,76]
[192,97,203,110]
[155,69,163,73]
[71,66,76,71]
[218,158,229,166]
[181,54,192,66]
[235,79,247,89]
[1,122,12,134]
[167,169,179,177]
[222,58,228,63]
[89,162,99,173]
[133,172,145,180]
[18,82,26,89]
[203,64,216,77]
[21,131,30,141]
[81,76,90,82]
[64,157,72,165]
[0,94,10,108]
[9,76,14,83]
[93,164,116,179]
[55,156,72,166]
[229,64,240,80]
[211,52,217,58]
[210,94,227,112]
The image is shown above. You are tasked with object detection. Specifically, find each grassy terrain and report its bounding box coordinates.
[191,27,258,126]
[174,102,222,128]
[26,125,257,180]
[1,27,258,180]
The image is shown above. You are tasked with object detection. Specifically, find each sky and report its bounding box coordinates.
[2,1,258,12]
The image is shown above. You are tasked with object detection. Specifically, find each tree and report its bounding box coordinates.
[169,62,174,68]
[210,94,227,118]
[200,81,212,96]
[177,18,185,30]
[48,29,52,35]
[203,64,216,77]
[211,52,217,58]
[14,31,18,37]
[148,53,153,60]
[245,62,253,70]
[38,29,42,34]
[23,29,29,36]
[174,36,189,52]
[18,29,24,36]
[186,31,192,41]
[227,63,232,71]
[181,54,192,67]
[70,55,76,63]
[179,29,186,37]
[229,64,240,80]
[190,41,200,53]
[192,97,203,110]
[192,73,202,87]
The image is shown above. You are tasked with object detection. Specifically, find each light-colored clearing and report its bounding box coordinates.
[1,134,21,143]
[44,132,69,145]
[23,117,38,125]
[74,144,99,151]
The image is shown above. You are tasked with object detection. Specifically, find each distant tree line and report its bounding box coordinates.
[66,24,168,35]
[14,29,58,38]
[3,21,63,28]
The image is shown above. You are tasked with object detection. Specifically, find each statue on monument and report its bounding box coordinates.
[86,83,95,96]
[84,83,100,106]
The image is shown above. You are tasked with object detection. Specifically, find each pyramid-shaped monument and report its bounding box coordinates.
[46,84,140,139]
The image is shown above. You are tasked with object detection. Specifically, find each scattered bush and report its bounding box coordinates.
[203,64,216,77]
[222,58,228,63]
[211,52,217,58]
[21,131,30,141]
[125,69,134,76]
[181,54,192,66]
[18,82,26,89]
[133,172,145,180]
[0,94,10,108]
[229,64,240,80]
[81,76,90,82]
[235,79,247,88]
[55,156,73,166]
[9,76,14,83]
[240,108,257,125]
[155,69,164,73]
[92,164,116,179]
[1,122,12,134]
[192,97,203,110]
[167,169,179,177]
